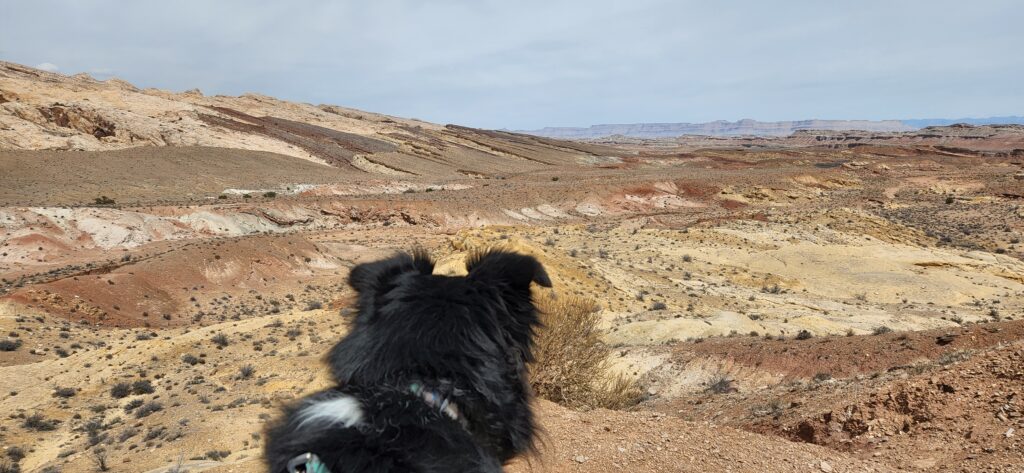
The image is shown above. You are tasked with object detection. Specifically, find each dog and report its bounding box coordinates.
[265,249,551,472]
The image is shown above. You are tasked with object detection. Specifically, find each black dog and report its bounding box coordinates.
[265,249,550,472]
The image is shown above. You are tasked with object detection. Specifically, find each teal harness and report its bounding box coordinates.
[287,452,330,473]
[286,384,463,473]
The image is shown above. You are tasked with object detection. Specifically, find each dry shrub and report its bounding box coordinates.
[530,293,642,410]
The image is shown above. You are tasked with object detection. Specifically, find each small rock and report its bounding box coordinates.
[1006,428,1015,438]
[573,455,589,464]
[820,460,834,472]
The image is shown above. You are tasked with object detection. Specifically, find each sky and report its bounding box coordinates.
[1,1,1022,129]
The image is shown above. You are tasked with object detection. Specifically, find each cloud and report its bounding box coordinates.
[89,67,115,80]
[34,62,59,72]
[2,1,1022,129]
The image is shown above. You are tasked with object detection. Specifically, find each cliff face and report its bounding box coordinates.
[0,61,414,162]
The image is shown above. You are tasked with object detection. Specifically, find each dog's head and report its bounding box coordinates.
[327,248,551,386]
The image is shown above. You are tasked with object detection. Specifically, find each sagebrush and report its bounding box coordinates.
[529,293,642,410]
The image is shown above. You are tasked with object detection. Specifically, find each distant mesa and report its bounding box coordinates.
[519,117,1024,139]
[900,116,1024,128]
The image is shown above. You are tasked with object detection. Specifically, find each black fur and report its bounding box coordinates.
[265,249,550,472]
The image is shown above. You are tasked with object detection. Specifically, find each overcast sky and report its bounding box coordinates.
[2,1,1021,129]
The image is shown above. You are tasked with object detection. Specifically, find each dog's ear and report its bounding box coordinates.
[466,250,552,290]
[348,248,434,297]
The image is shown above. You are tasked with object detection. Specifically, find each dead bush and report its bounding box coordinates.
[6,447,25,463]
[92,448,109,471]
[205,450,231,461]
[131,380,155,395]
[211,333,230,348]
[123,399,144,412]
[706,375,736,394]
[938,350,973,366]
[110,382,131,399]
[813,372,833,382]
[134,401,162,418]
[23,413,58,431]
[238,364,256,380]
[181,354,203,366]
[530,294,642,410]
[872,326,894,335]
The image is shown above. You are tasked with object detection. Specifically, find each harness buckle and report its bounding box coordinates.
[287,452,328,473]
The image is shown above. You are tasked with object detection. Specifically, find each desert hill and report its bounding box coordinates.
[0,61,618,178]
[1,62,1022,472]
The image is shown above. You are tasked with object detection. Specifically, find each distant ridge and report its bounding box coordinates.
[900,116,1024,128]
[519,116,1024,139]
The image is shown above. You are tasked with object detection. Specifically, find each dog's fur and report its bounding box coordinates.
[265,249,550,472]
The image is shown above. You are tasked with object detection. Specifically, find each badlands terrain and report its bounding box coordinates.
[1,61,1023,472]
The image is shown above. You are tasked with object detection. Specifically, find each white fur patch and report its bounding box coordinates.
[296,394,364,429]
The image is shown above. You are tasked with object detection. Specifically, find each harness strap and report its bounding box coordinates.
[289,384,464,473]
[409,382,462,422]
[287,452,330,473]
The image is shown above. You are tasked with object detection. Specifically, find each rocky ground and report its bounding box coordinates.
[1,62,1023,472]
